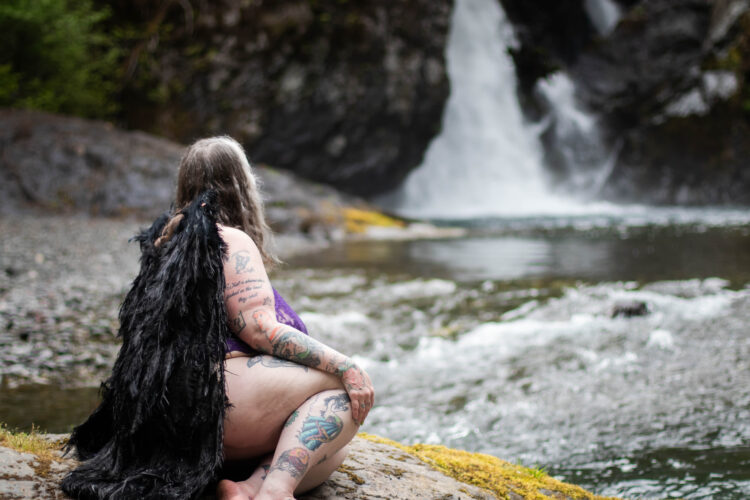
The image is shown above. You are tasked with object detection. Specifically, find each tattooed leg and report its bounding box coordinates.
[254,390,357,500]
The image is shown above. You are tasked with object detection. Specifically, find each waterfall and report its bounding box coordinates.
[378,0,610,220]
[583,0,622,36]
[536,72,617,197]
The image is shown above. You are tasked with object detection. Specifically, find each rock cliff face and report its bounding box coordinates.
[8,0,749,206]
[575,0,750,204]
[109,0,452,197]
[502,0,750,204]
[499,0,595,92]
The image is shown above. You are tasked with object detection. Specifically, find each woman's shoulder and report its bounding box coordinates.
[218,224,261,253]
[218,224,246,239]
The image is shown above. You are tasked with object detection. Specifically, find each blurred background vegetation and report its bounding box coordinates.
[0,0,120,117]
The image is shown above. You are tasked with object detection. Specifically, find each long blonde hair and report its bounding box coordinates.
[156,136,279,268]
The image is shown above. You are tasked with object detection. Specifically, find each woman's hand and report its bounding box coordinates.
[340,362,375,425]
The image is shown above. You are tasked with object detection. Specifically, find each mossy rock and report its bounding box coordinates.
[0,426,616,499]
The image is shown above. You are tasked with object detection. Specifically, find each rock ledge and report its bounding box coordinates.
[0,431,617,499]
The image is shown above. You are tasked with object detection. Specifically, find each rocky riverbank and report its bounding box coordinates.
[0,211,429,389]
[0,429,616,499]
[0,110,361,386]
[0,215,308,388]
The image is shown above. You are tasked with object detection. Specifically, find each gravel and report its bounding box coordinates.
[0,215,325,388]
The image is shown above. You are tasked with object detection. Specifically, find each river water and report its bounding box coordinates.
[2,212,749,499]
[277,212,750,500]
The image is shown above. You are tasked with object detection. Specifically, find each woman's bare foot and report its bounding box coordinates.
[217,479,255,500]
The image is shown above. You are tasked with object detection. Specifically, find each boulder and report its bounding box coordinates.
[611,300,649,318]
[0,109,180,217]
[0,109,369,237]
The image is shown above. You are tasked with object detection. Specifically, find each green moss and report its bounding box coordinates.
[0,424,65,478]
[360,433,621,500]
[716,47,744,72]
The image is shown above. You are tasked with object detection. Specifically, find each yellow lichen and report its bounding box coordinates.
[338,463,366,485]
[359,433,621,500]
[342,207,406,234]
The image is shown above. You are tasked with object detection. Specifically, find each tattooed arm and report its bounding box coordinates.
[219,226,374,424]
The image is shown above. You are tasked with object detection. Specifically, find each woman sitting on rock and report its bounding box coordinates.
[62,136,374,500]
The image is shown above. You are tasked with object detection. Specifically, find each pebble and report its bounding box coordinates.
[0,216,157,387]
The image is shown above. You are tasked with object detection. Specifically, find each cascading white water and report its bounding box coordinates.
[378,0,611,220]
[584,0,622,35]
[536,72,617,196]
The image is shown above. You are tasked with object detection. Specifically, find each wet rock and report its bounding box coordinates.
[502,0,750,204]
[499,0,595,92]
[611,299,649,318]
[573,0,750,204]
[574,1,711,119]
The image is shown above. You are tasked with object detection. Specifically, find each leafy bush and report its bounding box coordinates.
[0,0,119,117]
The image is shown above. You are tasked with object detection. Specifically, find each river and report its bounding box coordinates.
[1,212,749,498]
[281,211,750,500]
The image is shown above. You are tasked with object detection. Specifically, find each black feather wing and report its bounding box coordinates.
[62,191,230,500]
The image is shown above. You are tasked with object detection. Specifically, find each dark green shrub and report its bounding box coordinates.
[0,0,119,117]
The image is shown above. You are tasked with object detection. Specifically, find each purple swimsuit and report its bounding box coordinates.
[225,288,308,354]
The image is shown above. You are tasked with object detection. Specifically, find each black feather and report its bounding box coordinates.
[62,191,230,499]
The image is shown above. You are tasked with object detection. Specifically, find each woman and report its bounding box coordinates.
[200,136,375,499]
[62,137,374,500]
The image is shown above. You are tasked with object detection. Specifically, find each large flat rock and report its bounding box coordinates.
[300,438,494,500]
[0,434,614,499]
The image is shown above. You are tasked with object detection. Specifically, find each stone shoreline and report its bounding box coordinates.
[0,210,337,388]
[0,203,459,389]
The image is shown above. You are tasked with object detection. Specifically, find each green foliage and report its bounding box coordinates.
[0,0,120,117]
[526,464,549,479]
